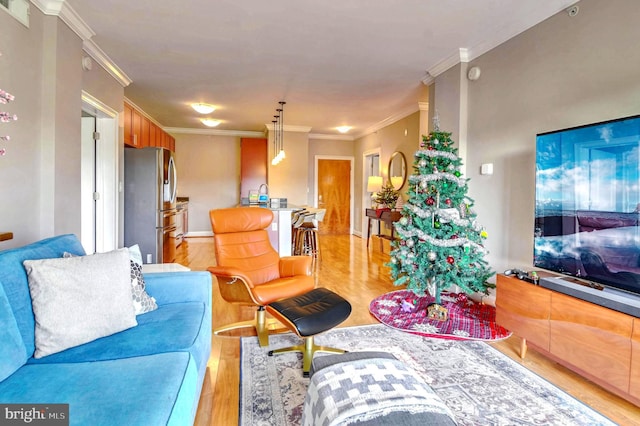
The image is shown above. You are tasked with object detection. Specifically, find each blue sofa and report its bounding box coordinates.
[0,234,212,425]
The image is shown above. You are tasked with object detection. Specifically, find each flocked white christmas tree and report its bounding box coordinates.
[387,116,493,304]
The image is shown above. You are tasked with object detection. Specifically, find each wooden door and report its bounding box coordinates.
[317,159,351,234]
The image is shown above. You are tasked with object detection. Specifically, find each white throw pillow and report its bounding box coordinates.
[64,245,158,315]
[24,248,137,358]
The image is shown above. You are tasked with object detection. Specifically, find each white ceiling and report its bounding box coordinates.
[65,0,577,137]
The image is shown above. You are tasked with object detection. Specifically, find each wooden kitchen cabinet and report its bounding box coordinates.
[124,101,175,151]
[149,122,157,147]
[124,103,134,147]
[131,108,143,147]
[141,116,150,148]
[156,123,163,148]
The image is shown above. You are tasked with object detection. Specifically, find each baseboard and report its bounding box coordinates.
[185,231,213,237]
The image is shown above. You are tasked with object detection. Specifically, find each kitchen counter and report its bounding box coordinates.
[176,200,188,247]
[236,203,301,256]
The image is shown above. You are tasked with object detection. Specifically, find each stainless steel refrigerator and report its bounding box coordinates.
[124,147,178,264]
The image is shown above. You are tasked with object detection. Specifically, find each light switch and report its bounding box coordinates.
[480,163,494,175]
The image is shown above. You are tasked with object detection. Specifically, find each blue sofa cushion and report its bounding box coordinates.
[0,285,27,381]
[27,302,207,367]
[0,352,199,426]
[0,234,86,356]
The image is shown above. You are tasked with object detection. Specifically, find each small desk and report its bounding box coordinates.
[365,208,402,247]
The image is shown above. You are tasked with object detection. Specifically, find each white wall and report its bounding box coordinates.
[353,111,421,234]
[0,9,44,247]
[173,133,240,234]
[0,7,124,249]
[435,0,640,273]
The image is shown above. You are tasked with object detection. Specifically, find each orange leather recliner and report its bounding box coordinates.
[207,207,315,346]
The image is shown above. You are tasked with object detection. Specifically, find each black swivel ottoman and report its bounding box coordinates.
[266,287,352,377]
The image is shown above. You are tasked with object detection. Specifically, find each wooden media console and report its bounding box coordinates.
[496,273,640,406]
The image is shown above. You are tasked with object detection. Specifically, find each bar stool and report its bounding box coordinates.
[295,209,325,266]
[291,209,308,254]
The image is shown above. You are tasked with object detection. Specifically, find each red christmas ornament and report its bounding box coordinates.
[445,198,452,206]
[447,256,455,264]
[426,197,435,206]
[456,293,468,304]
[451,234,458,239]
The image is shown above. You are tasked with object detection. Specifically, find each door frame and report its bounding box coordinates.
[362,148,382,237]
[81,91,119,254]
[314,155,354,235]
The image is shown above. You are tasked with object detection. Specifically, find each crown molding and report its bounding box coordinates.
[308,133,354,141]
[31,1,94,40]
[421,72,434,86]
[30,0,63,15]
[32,0,131,87]
[464,1,576,63]
[354,103,419,139]
[163,127,266,138]
[427,48,469,80]
[83,40,132,87]
[425,2,577,81]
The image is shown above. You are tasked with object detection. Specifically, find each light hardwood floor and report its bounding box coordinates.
[179,235,640,426]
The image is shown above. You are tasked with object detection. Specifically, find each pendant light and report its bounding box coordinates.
[271,101,286,165]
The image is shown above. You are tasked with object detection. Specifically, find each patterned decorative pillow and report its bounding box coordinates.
[127,245,158,315]
[63,245,157,315]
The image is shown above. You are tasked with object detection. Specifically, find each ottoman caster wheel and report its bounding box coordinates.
[268,350,274,356]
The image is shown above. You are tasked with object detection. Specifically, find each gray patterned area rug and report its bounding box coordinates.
[239,324,616,426]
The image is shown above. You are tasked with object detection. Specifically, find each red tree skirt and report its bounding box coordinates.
[369,289,512,341]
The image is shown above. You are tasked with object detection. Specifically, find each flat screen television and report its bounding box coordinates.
[534,115,640,296]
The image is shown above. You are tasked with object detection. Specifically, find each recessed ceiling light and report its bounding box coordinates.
[337,126,352,134]
[191,103,216,114]
[201,118,221,127]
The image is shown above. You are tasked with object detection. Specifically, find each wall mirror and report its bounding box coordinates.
[388,151,407,190]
